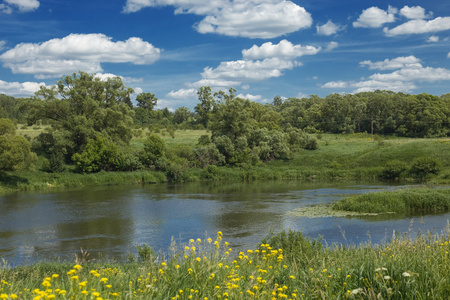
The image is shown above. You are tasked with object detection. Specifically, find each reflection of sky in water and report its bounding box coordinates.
[0,182,449,265]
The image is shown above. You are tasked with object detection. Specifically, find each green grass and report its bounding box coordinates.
[332,188,450,214]
[1,227,450,299]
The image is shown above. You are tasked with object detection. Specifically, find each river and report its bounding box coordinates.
[1,181,449,265]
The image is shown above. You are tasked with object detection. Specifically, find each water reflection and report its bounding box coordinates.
[0,181,449,265]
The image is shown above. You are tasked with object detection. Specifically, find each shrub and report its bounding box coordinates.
[41,152,66,173]
[140,135,166,167]
[379,160,408,180]
[260,229,322,265]
[166,163,186,183]
[410,156,441,178]
[72,136,125,173]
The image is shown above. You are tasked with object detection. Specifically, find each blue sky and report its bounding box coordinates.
[1,0,450,110]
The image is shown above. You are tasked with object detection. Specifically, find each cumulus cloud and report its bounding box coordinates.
[167,88,197,99]
[0,79,45,97]
[428,36,439,42]
[0,40,6,51]
[1,0,39,13]
[353,6,397,28]
[316,20,343,36]
[399,6,432,20]
[200,58,298,83]
[0,33,161,78]
[123,0,312,39]
[322,55,450,93]
[384,17,450,36]
[359,56,422,70]
[325,41,338,52]
[321,81,348,89]
[175,39,320,91]
[242,40,320,60]
[237,93,262,101]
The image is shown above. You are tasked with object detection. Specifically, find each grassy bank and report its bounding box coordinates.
[332,188,450,214]
[2,130,450,194]
[1,228,450,299]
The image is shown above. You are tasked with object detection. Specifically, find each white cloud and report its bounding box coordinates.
[1,0,39,13]
[353,6,397,28]
[237,93,262,101]
[0,79,45,97]
[359,56,422,70]
[0,33,161,78]
[384,17,450,36]
[427,36,439,42]
[124,0,312,39]
[321,81,348,89]
[316,20,343,36]
[322,56,450,93]
[399,6,432,20]
[167,88,197,99]
[0,40,6,51]
[200,58,298,83]
[242,40,320,60]
[325,41,338,52]
[185,39,320,89]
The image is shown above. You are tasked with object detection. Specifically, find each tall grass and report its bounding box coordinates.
[1,227,450,299]
[332,188,450,214]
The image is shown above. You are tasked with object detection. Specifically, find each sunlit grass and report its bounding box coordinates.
[1,227,450,299]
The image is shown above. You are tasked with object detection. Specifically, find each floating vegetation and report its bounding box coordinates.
[287,204,390,218]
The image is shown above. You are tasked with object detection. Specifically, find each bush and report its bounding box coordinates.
[166,163,186,183]
[260,229,322,265]
[410,156,441,178]
[379,160,408,180]
[140,135,166,167]
[72,136,125,173]
[41,152,66,173]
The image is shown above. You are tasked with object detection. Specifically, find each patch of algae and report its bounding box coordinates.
[287,204,390,218]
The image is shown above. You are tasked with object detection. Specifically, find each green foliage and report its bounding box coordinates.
[194,86,216,128]
[135,92,157,111]
[72,136,127,173]
[0,118,16,135]
[197,134,211,146]
[410,156,441,178]
[0,118,37,171]
[140,135,166,167]
[166,163,186,183]
[41,152,66,173]
[130,243,156,263]
[332,188,450,213]
[22,72,135,158]
[193,144,225,168]
[379,160,408,180]
[260,229,322,265]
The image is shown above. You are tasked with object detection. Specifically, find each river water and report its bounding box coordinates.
[1,181,449,265]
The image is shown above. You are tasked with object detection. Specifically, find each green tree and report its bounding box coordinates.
[0,118,37,171]
[140,135,166,167]
[194,86,216,128]
[22,72,135,158]
[136,92,157,111]
[173,107,191,125]
[72,135,125,173]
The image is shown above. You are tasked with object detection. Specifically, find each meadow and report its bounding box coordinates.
[1,129,448,195]
[1,228,449,299]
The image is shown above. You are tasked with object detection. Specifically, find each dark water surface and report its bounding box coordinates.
[1,181,449,265]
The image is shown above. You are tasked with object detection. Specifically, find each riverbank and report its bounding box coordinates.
[1,228,449,299]
[2,132,449,194]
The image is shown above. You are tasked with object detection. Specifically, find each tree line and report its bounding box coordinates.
[0,72,449,175]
